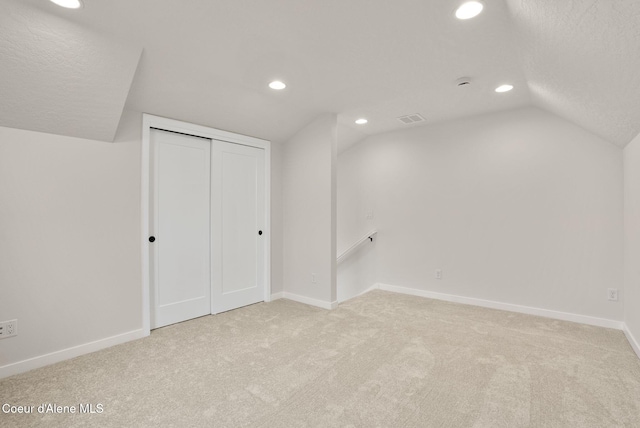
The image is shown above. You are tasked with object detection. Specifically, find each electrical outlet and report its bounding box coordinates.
[608,288,618,301]
[365,209,374,220]
[311,273,317,284]
[0,319,17,339]
[435,269,442,280]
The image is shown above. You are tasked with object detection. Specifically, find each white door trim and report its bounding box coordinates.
[141,114,271,335]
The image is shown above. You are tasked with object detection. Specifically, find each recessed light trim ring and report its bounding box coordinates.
[50,0,83,9]
[495,84,514,93]
[269,81,286,90]
[455,1,483,20]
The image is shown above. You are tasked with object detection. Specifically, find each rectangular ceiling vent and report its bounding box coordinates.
[397,113,425,125]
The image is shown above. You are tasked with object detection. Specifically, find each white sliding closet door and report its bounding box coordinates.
[150,129,212,328]
[211,141,266,313]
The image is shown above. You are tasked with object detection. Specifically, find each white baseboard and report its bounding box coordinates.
[269,292,284,301]
[282,292,338,310]
[375,283,624,330]
[623,324,640,359]
[0,329,148,379]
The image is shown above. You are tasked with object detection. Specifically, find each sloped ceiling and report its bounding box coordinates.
[2,0,640,148]
[0,2,142,142]
[505,0,640,147]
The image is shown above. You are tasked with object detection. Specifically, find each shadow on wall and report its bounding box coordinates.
[337,237,377,303]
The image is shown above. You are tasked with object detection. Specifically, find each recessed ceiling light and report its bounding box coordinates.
[495,84,514,93]
[269,81,286,90]
[50,0,83,9]
[355,118,368,125]
[455,1,483,20]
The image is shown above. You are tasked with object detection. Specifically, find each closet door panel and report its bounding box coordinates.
[212,141,265,313]
[222,150,258,293]
[151,129,211,328]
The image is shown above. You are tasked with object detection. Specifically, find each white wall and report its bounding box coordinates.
[336,245,377,303]
[270,141,284,295]
[624,132,640,355]
[337,146,378,302]
[282,114,337,305]
[0,111,286,376]
[0,111,143,374]
[338,107,624,321]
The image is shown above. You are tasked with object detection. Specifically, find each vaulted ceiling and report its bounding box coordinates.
[1,0,639,149]
[0,2,141,141]
[507,0,640,148]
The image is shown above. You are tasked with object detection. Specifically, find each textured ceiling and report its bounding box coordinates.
[0,2,142,142]
[2,0,640,147]
[505,0,640,147]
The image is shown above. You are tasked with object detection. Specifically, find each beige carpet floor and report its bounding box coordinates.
[1,290,639,427]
